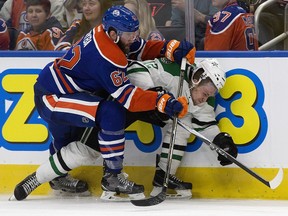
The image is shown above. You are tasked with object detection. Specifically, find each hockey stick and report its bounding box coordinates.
[176,119,283,190]
[131,58,187,207]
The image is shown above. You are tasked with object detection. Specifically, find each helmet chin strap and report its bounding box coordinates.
[187,80,198,105]
[188,78,202,106]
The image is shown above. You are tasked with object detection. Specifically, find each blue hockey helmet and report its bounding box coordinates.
[102,5,139,34]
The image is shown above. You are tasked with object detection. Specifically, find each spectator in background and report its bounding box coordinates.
[165,0,218,50]
[0,17,10,49]
[0,0,67,49]
[124,0,164,40]
[0,0,27,49]
[204,0,258,51]
[15,0,64,50]
[49,0,67,29]
[56,0,112,51]
[63,0,83,27]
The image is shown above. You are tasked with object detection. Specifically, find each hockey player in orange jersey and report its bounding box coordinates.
[11,5,196,201]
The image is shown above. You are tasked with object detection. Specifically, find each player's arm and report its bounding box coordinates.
[103,63,188,118]
[129,39,196,65]
[107,79,187,119]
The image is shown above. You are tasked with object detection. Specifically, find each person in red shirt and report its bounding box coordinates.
[204,0,258,51]
[0,18,10,49]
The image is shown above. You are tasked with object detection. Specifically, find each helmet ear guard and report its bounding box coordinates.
[104,27,120,43]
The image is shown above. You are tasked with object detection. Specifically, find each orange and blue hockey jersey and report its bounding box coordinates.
[36,24,167,113]
[204,2,258,51]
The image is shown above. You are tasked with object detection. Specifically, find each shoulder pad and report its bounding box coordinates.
[210,5,246,33]
[94,25,127,68]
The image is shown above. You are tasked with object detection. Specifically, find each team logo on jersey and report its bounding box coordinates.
[16,38,37,50]
[112,9,120,17]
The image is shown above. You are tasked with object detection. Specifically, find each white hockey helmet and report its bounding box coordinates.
[193,59,226,90]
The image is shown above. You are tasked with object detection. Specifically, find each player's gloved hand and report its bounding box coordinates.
[213,132,238,166]
[156,93,188,118]
[164,39,196,65]
[176,96,188,118]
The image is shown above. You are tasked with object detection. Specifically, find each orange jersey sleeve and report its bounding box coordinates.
[128,88,158,112]
[140,40,166,60]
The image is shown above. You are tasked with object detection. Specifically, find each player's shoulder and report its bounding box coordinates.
[158,57,180,75]
[93,25,127,68]
[209,4,246,33]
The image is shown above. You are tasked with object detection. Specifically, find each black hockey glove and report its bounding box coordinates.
[212,132,238,166]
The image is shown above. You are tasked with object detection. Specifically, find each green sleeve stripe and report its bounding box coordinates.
[126,67,149,75]
[160,153,183,161]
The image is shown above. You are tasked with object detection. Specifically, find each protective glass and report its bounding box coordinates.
[120,30,140,42]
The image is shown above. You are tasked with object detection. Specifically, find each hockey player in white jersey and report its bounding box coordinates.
[126,58,238,199]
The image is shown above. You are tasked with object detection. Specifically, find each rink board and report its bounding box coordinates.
[0,165,286,199]
[1,51,288,199]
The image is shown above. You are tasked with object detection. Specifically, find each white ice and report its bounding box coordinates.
[1,195,288,216]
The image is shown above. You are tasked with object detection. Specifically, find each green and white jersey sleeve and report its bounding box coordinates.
[127,58,220,143]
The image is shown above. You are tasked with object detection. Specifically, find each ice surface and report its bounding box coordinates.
[1,195,288,216]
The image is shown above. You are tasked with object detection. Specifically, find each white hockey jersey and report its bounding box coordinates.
[127,57,221,146]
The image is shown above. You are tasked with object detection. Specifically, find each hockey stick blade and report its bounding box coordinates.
[176,119,284,189]
[268,167,283,189]
[130,188,167,207]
